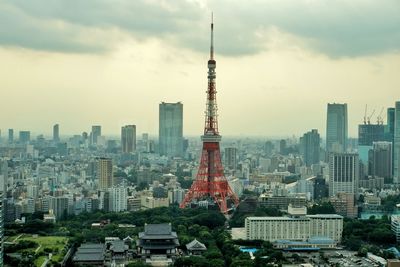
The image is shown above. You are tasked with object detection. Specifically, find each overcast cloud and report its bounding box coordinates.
[1,0,399,57]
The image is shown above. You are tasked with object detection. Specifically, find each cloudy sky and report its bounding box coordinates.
[0,0,399,138]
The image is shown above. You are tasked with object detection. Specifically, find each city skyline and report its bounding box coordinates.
[0,1,399,137]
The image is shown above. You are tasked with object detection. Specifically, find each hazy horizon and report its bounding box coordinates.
[1,1,399,138]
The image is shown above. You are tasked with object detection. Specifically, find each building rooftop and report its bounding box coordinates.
[73,243,105,263]
[110,240,128,253]
[307,214,343,219]
[139,223,178,240]
[186,239,207,251]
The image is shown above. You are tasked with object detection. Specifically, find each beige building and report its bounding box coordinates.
[245,214,343,243]
[98,158,114,190]
[141,195,169,209]
[330,192,357,218]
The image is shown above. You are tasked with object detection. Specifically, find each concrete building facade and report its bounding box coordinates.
[97,158,114,190]
[329,153,359,197]
[159,102,183,157]
[121,125,136,153]
[245,214,343,243]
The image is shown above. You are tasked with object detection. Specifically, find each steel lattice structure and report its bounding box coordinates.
[180,16,239,214]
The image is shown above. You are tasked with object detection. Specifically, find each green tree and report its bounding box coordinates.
[308,202,336,214]
[126,261,152,267]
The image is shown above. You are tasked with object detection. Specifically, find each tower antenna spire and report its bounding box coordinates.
[210,12,214,60]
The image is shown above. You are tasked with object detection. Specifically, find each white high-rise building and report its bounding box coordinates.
[109,186,128,212]
[27,184,39,199]
[329,153,359,197]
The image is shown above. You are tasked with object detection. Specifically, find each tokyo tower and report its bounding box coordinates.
[180,16,239,214]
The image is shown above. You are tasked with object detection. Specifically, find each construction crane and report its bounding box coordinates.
[376,107,384,125]
[367,109,375,124]
[363,104,368,124]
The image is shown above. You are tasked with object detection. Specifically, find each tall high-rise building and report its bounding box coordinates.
[121,125,136,153]
[358,124,385,146]
[8,129,13,144]
[109,186,128,212]
[0,159,6,266]
[394,101,400,183]
[224,147,237,171]
[386,108,395,141]
[159,102,183,157]
[326,103,348,153]
[358,124,385,164]
[264,141,274,156]
[279,139,287,155]
[0,193,3,267]
[300,129,320,167]
[91,125,101,145]
[19,131,30,144]
[0,159,8,193]
[53,124,60,142]
[329,153,359,197]
[369,141,392,181]
[97,158,114,190]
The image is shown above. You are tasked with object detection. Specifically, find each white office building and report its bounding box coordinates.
[329,153,359,197]
[109,186,128,212]
[245,214,343,243]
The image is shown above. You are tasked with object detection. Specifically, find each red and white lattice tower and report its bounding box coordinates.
[180,16,239,214]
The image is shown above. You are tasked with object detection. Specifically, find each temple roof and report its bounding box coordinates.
[139,223,178,240]
[186,239,207,251]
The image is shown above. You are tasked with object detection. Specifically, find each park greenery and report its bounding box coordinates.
[4,235,68,267]
[4,198,400,266]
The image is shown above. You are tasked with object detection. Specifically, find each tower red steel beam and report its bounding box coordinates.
[180,16,239,214]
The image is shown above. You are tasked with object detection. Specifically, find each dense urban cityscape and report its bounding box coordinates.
[1,1,400,267]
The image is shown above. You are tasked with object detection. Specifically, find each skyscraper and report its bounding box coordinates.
[394,101,400,183]
[224,147,237,171]
[0,159,8,193]
[329,153,359,197]
[326,103,348,153]
[300,129,320,167]
[19,131,30,144]
[159,102,183,157]
[8,129,13,144]
[97,158,114,190]
[370,141,392,181]
[53,124,60,142]
[109,186,128,212]
[387,107,395,142]
[121,125,136,153]
[91,125,101,145]
[358,123,385,165]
